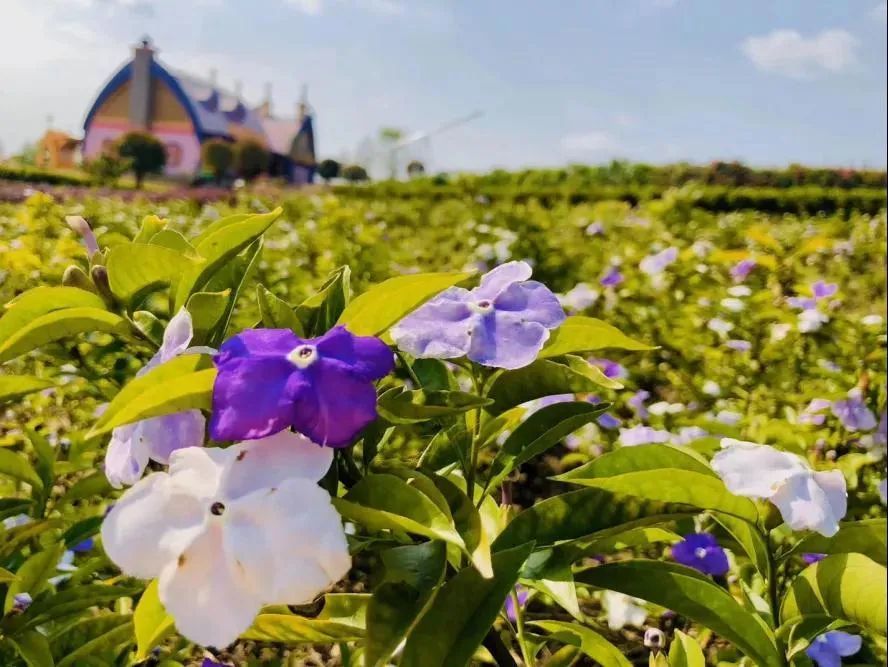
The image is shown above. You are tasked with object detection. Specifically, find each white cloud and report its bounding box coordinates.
[742,29,857,78]
[560,130,620,153]
[285,0,323,14]
[284,0,405,15]
[871,2,888,22]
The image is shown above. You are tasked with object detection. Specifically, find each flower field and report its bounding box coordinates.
[0,186,886,666]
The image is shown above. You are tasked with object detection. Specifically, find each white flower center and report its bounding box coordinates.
[287,344,318,369]
[469,299,494,314]
[694,547,708,559]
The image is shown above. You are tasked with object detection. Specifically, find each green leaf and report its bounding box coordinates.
[0,520,63,560]
[486,401,608,493]
[295,266,352,336]
[668,629,706,667]
[61,517,102,550]
[377,387,492,424]
[492,486,694,552]
[554,469,759,523]
[337,270,473,336]
[790,519,887,566]
[0,447,43,489]
[539,315,654,358]
[0,498,32,522]
[105,243,190,304]
[428,473,493,578]
[486,358,621,415]
[132,310,165,346]
[7,630,54,667]
[257,285,304,334]
[148,229,196,255]
[203,237,264,347]
[399,542,534,667]
[56,619,133,667]
[174,208,282,310]
[715,513,770,576]
[577,560,781,666]
[88,355,214,437]
[0,375,54,407]
[333,474,463,546]
[241,610,364,644]
[0,307,130,363]
[532,620,631,667]
[0,287,107,347]
[0,566,16,583]
[133,214,168,243]
[558,442,715,478]
[780,553,887,636]
[4,544,64,612]
[186,290,230,344]
[134,580,174,661]
[54,473,112,509]
[366,541,447,667]
[5,584,141,633]
[190,212,253,245]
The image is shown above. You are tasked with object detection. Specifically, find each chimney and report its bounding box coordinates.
[296,84,309,122]
[129,36,154,129]
[258,82,273,117]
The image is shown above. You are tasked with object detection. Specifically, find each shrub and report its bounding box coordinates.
[235,140,269,181]
[317,158,341,183]
[83,154,131,187]
[341,164,369,183]
[201,139,235,183]
[116,131,167,188]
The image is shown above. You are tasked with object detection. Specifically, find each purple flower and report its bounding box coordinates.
[619,425,671,447]
[730,259,756,283]
[600,266,624,287]
[831,392,877,432]
[671,533,729,576]
[812,281,838,300]
[725,339,752,352]
[72,537,94,553]
[597,413,622,430]
[787,296,817,311]
[594,359,627,379]
[585,221,605,236]
[802,553,827,565]
[806,631,862,667]
[66,216,100,256]
[639,247,678,276]
[211,325,394,446]
[201,660,227,667]
[504,585,529,623]
[391,261,565,370]
[12,593,32,613]
[628,390,650,418]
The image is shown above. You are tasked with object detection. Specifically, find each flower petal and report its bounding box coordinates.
[225,480,350,605]
[214,328,301,366]
[168,445,229,502]
[770,472,845,537]
[315,326,394,380]
[140,410,207,464]
[104,424,148,489]
[210,356,300,441]
[158,525,261,648]
[292,363,380,446]
[473,261,533,300]
[711,439,809,499]
[390,288,473,359]
[467,313,549,369]
[494,281,566,329]
[220,430,334,500]
[101,473,205,579]
[824,631,862,656]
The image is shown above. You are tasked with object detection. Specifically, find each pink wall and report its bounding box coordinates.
[83,122,201,176]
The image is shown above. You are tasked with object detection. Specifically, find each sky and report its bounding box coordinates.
[0,0,886,173]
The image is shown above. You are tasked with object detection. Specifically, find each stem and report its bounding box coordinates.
[766,532,789,666]
[510,589,533,666]
[396,350,423,388]
[465,368,484,503]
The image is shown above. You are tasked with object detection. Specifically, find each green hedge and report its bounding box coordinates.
[0,163,92,186]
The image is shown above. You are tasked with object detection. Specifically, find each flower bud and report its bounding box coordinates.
[65,215,100,257]
[11,593,32,614]
[644,627,666,650]
[90,265,116,307]
[62,265,96,293]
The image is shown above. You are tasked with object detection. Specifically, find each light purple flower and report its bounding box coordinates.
[639,247,678,276]
[619,425,671,446]
[725,339,751,352]
[600,266,624,287]
[211,325,393,446]
[593,359,627,379]
[787,296,818,311]
[671,533,729,576]
[799,398,830,426]
[12,593,32,613]
[730,259,756,283]
[585,221,605,236]
[66,215,100,256]
[628,390,650,418]
[504,585,529,623]
[104,309,207,488]
[806,631,861,667]
[672,426,708,445]
[597,413,622,430]
[831,391,877,432]
[559,283,599,312]
[812,281,838,300]
[802,553,827,565]
[391,261,565,370]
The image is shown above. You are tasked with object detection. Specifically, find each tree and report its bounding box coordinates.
[84,154,130,187]
[317,158,341,183]
[235,140,269,181]
[116,132,166,188]
[406,160,425,178]
[202,139,235,183]
[341,164,369,183]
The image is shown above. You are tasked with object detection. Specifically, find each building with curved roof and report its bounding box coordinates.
[82,38,316,183]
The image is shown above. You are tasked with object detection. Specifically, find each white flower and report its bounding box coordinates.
[639,247,678,276]
[604,591,647,630]
[720,297,746,312]
[702,380,721,397]
[727,285,752,298]
[715,410,743,426]
[798,309,828,333]
[649,401,685,416]
[707,318,734,337]
[712,438,846,537]
[770,322,793,342]
[862,314,884,328]
[101,431,350,648]
[558,282,600,312]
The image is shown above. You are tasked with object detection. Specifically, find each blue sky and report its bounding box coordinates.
[0,0,885,172]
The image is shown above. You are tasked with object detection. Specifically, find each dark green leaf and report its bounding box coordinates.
[532,620,631,667]
[295,266,351,336]
[4,544,64,613]
[0,376,54,407]
[789,519,887,566]
[257,285,304,335]
[6,630,54,667]
[377,387,491,424]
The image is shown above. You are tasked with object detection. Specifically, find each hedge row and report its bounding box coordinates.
[0,163,92,186]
